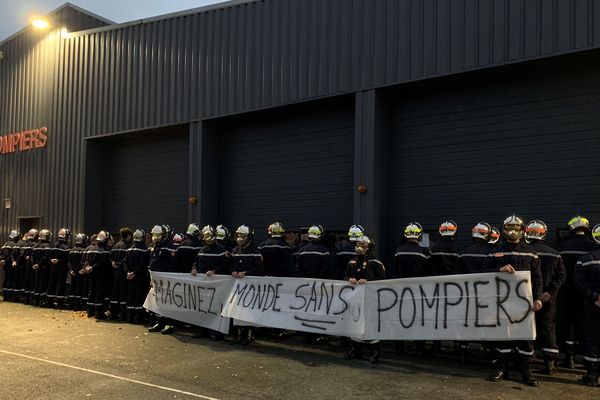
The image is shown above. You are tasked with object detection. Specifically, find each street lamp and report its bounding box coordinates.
[32,19,49,29]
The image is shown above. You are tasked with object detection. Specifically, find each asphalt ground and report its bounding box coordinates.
[0,300,598,400]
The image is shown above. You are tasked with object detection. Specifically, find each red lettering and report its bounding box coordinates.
[21,130,33,150]
[11,133,20,153]
[0,127,48,155]
[36,127,48,148]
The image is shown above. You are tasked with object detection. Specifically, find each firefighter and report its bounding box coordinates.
[334,225,363,281]
[458,222,494,363]
[574,224,600,386]
[125,229,151,324]
[258,222,293,278]
[191,225,230,340]
[430,220,461,276]
[11,232,29,303]
[216,224,234,252]
[557,215,595,368]
[110,228,133,321]
[84,231,112,320]
[296,225,332,279]
[344,234,386,364]
[22,229,39,305]
[46,228,71,308]
[230,225,264,345]
[67,234,88,310]
[148,225,176,334]
[32,229,52,307]
[176,224,202,273]
[1,230,19,301]
[82,234,98,316]
[394,222,431,356]
[487,215,543,387]
[524,220,566,374]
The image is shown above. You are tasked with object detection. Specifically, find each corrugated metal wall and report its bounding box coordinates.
[2,0,600,239]
[0,7,109,238]
[385,52,600,263]
[59,0,600,138]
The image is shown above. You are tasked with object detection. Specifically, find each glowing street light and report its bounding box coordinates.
[32,19,49,29]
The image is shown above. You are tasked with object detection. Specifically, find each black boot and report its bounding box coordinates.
[148,317,164,332]
[488,365,509,382]
[562,353,575,369]
[343,341,362,360]
[521,367,539,387]
[369,343,380,364]
[579,373,599,387]
[459,346,469,364]
[542,358,558,375]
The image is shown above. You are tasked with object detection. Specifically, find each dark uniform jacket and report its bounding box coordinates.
[68,245,86,274]
[394,241,431,278]
[31,240,52,270]
[50,240,71,268]
[486,241,543,301]
[111,240,131,269]
[1,239,16,265]
[528,240,566,296]
[86,243,112,275]
[258,237,293,277]
[558,235,595,292]
[125,241,151,275]
[149,240,173,272]
[176,236,202,273]
[334,240,357,280]
[230,242,263,276]
[459,241,493,274]
[345,254,387,281]
[575,249,600,304]
[194,243,230,275]
[430,237,461,276]
[296,241,333,279]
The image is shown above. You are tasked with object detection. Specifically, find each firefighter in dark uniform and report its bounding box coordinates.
[46,228,71,308]
[557,215,595,368]
[334,225,363,281]
[82,234,97,316]
[1,230,19,301]
[344,234,386,364]
[574,224,600,386]
[191,225,230,340]
[258,222,293,278]
[487,215,543,387]
[176,224,202,273]
[524,220,566,375]
[125,229,151,324]
[22,229,39,305]
[230,225,264,345]
[84,231,112,319]
[458,222,494,363]
[216,224,234,252]
[11,232,29,303]
[67,234,88,310]
[296,225,333,279]
[394,222,430,355]
[148,225,176,334]
[32,229,52,307]
[109,228,133,321]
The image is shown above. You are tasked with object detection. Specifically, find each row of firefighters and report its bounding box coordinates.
[2,215,600,388]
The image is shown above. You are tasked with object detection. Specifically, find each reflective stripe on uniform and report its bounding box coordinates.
[394,252,430,259]
[489,252,538,258]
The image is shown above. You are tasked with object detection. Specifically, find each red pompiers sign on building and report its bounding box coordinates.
[0,127,48,155]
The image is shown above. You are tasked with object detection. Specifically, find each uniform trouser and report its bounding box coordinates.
[494,340,535,369]
[557,284,584,355]
[33,267,49,303]
[3,263,17,298]
[536,297,559,361]
[126,271,150,313]
[46,264,68,304]
[67,273,84,307]
[89,269,111,312]
[24,263,35,298]
[582,302,600,373]
[110,267,128,311]
[0,263,5,296]
[16,263,27,297]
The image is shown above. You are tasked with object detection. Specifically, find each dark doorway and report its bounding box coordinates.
[17,216,42,235]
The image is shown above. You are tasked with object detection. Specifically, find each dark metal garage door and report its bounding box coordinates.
[215,98,355,241]
[385,54,600,261]
[101,128,189,234]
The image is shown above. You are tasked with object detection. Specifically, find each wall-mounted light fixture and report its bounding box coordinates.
[32,19,49,29]
[4,198,11,209]
[0,51,4,60]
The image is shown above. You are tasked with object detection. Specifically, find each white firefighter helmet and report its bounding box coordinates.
[216,225,229,240]
[8,230,19,240]
[186,223,200,237]
[567,215,590,233]
[133,229,146,242]
[525,220,548,241]
[268,222,285,237]
[502,215,525,241]
[471,222,491,240]
[489,227,501,244]
[150,225,165,243]
[439,220,458,237]
[308,225,324,240]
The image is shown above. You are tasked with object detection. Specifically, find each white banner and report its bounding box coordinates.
[221,277,365,336]
[144,271,536,341]
[364,272,536,340]
[144,272,233,334]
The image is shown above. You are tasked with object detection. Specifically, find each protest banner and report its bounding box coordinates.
[144,272,233,334]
